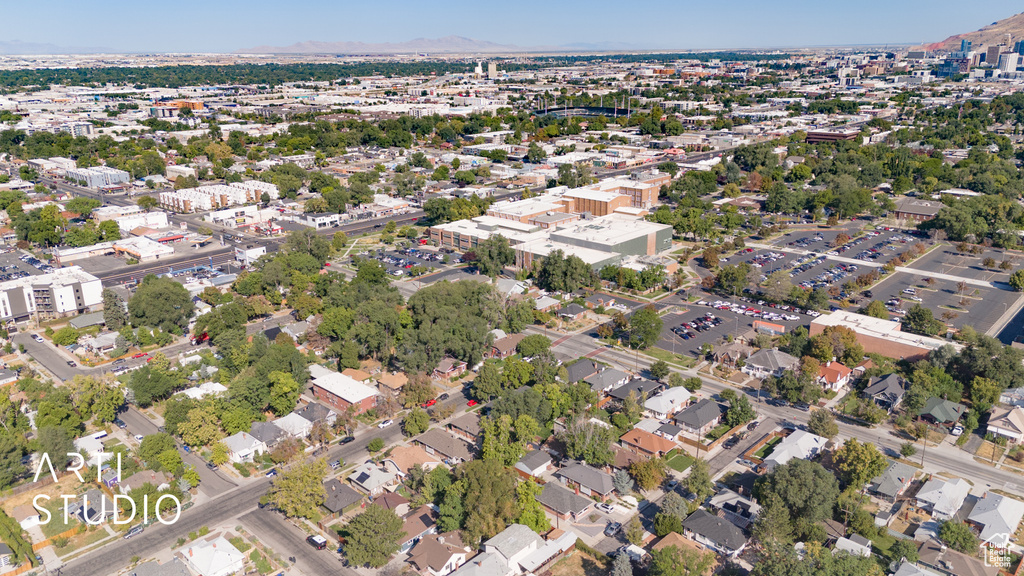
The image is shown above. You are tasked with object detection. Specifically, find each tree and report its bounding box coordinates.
[613,469,635,495]
[864,300,889,319]
[37,426,74,468]
[139,433,177,468]
[630,458,667,491]
[514,480,550,533]
[683,377,703,392]
[128,275,195,332]
[754,459,839,524]
[753,494,793,545]
[474,235,514,277]
[684,458,713,503]
[807,410,838,439]
[526,142,547,163]
[267,459,328,519]
[654,512,684,538]
[833,439,886,488]
[179,405,221,447]
[611,551,634,576]
[344,504,404,568]
[51,326,80,346]
[211,442,228,465]
[267,371,300,416]
[404,407,430,437]
[368,437,385,453]
[1011,269,1024,291]
[649,360,670,381]
[560,418,616,466]
[136,196,159,211]
[899,442,917,458]
[625,515,645,546]
[701,246,720,269]
[102,288,127,330]
[629,305,663,350]
[460,459,517,544]
[939,520,978,553]
[903,304,945,337]
[888,538,920,565]
[517,334,550,358]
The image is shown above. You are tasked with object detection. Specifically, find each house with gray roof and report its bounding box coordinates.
[918,397,966,425]
[565,359,599,383]
[128,559,193,576]
[674,399,727,435]
[742,348,799,379]
[416,428,474,464]
[249,420,287,448]
[868,460,917,501]
[834,534,872,557]
[585,368,630,394]
[348,462,398,496]
[862,373,906,412]
[483,524,544,573]
[559,303,587,321]
[555,462,615,501]
[916,477,971,521]
[514,451,552,478]
[682,509,748,557]
[323,478,363,518]
[536,483,593,520]
[968,493,1024,546]
[295,402,336,427]
[608,378,662,402]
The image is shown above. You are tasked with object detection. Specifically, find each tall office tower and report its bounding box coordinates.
[961,39,972,52]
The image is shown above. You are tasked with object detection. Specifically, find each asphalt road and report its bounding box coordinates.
[242,507,355,576]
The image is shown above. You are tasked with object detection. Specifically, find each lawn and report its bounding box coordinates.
[865,531,897,557]
[665,450,694,472]
[549,551,608,576]
[704,423,731,442]
[754,436,783,460]
[42,501,80,538]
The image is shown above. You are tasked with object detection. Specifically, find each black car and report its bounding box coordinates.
[439,393,449,401]
[340,436,355,444]
[793,403,810,412]
[307,535,328,550]
[206,462,218,470]
[747,421,759,431]
[114,419,127,429]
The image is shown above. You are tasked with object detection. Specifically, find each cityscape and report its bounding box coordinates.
[3,5,1024,576]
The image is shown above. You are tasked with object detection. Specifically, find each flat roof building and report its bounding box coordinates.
[810,310,961,362]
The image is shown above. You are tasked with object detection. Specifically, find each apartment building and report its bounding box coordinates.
[0,266,102,321]
[158,182,279,212]
[65,166,131,189]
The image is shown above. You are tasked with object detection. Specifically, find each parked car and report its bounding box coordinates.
[66,360,77,367]
[438,393,449,401]
[266,469,278,477]
[32,334,44,343]
[206,462,218,470]
[124,526,144,539]
[596,503,615,514]
[307,535,327,550]
[330,459,341,470]
[421,399,437,408]
[951,425,965,436]
[747,421,759,431]
[339,436,355,444]
[377,419,394,429]
[113,359,127,365]
[114,419,127,429]
[467,400,479,407]
[134,435,144,441]
[132,352,148,359]
[604,522,622,537]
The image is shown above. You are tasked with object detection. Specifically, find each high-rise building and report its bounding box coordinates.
[998,52,1019,72]
[487,62,497,79]
[961,39,972,52]
[986,45,1003,65]
[1015,40,1024,55]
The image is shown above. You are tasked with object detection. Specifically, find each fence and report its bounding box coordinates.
[31,526,79,551]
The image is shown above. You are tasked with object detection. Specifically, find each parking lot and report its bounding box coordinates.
[853,270,1019,333]
[656,297,811,355]
[902,244,1021,286]
[354,247,451,278]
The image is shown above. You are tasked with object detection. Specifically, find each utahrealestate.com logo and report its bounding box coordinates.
[981,533,1013,569]
[30,452,182,526]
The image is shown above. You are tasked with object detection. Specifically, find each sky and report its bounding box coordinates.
[5,0,1023,53]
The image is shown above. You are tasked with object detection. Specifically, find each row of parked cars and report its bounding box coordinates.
[19,254,53,273]
[672,313,722,340]
[700,300,806,321]
[797,263,858,290]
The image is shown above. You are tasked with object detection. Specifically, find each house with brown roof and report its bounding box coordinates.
[378,371,408,396]
[383,445,442,480]
[488,333,526,359]
[342,368,374,383]
[408,533,470,576]
[372,492,411,517]
[620,428,677,458]
[433,358,467,382]
[401,505,439,554]
[987,406,1024,443]
[416,428,474,464]
[714,341,754,367]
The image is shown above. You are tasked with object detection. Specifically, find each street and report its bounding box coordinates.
[242,507,355,576]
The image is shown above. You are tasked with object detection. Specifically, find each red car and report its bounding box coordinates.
[467,400,479,407]
[133,352,149,359]
[421,399,437,408]
[146,357,154,363]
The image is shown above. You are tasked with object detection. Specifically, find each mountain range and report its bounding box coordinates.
[236,35,648,55]
[927,11,1024,51]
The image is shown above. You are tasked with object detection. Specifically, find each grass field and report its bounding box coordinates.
[550,551,608,576]
[754,436,783,460]
[665,450,695,472]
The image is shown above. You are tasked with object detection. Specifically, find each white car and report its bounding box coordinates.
[134,434,144,441]
[32,335,44,343]
[378,419,394,429]
[596,503,615,514]
[951,425,964,437]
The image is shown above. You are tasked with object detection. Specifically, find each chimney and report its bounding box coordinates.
[438,535,445,545]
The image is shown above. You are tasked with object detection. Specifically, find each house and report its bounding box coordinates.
[12,504,40,530]
[342,368,374,383]
[816,361,852,392]
[916,477,971,521]
[489,333,526,359]
[416,428,474,464]
[310,366,380,415]
[565,359,600,383]
[1000,387,1024,408]
[987,406,1024,443]
[918,397,966,426]
[644,387,692,419]
[348,462,398,496]
[585,368,631,394]
[674,399,727,436]
[868,460,917,502]
[741,348,799,379]
[70,489,115,523]
[182,536,245,576]
[515,530,578,576]
[273,412,313,439]
[714,341,754,367]
[374,492,411,517]
[0,543,11,568]
[761,430,828,471]
[119,471,173,494]
[120,559,192,576]
[383,445,442,480]
[222,431,265,464]
[558,303,587,321]
[434,357,468,381]
[448,413,482,443]
[514,451,553,478]
[408,533,470,576]
[708,489,761,530]
[834,534,872,557]
[323,478,364,518]
[449,552,510,576]
[862,373,906,412]
[916,540,1000,576]
[555,462,616,501]
[967,493,1024,546]
[295,402,337,427]
[620,428,677,458]
[536,483,594,520]
[681,509,748,557]
[892,561,942,576]
[657,422,684,441]
[0,369,17,386]
[378,371,409,396]
[609,378,663,402]
[483,524,544,574]
[249,420,287,448]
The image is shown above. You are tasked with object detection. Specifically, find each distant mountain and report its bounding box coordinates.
[927,11,1024,51]
[237,35,523,54]
[0,40,112,55]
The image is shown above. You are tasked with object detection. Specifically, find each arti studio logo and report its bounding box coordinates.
[981,532,1013,569]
